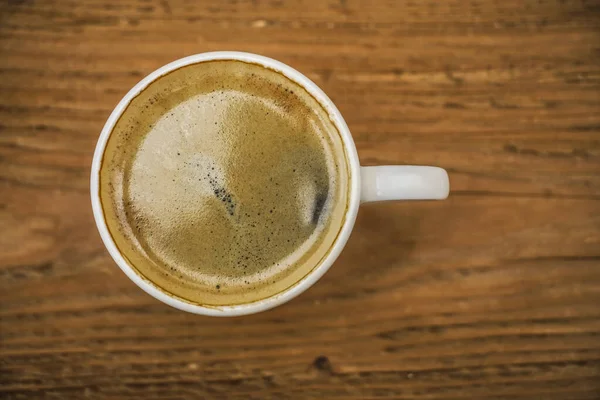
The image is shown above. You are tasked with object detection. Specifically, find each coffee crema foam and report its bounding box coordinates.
[100,60,349,306]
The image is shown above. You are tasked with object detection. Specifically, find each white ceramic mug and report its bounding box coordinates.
[91,51,449,316]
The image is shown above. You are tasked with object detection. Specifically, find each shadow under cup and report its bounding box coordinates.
[93,56,357,310]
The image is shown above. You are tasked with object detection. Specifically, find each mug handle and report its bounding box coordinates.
[360,166,450,203]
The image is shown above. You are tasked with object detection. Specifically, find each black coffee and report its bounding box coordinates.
[100,60,349,305]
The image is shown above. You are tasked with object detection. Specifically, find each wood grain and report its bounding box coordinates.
[1,0,599,398]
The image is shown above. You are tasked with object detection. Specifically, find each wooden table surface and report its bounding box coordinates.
[1,0,600,399]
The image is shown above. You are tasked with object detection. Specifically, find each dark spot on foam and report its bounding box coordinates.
[312,191,328,224]
[206,171,236,216]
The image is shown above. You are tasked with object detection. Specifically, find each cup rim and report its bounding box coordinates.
[90,51,360,316]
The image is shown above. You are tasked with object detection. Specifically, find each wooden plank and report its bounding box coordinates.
[1,0,599,398]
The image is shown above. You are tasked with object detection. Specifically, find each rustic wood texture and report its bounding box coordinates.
[1,0,600,398]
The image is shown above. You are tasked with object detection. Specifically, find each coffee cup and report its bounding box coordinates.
[91,51,449,316]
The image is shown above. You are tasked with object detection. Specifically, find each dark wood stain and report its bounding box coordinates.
[1,0,600,399]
